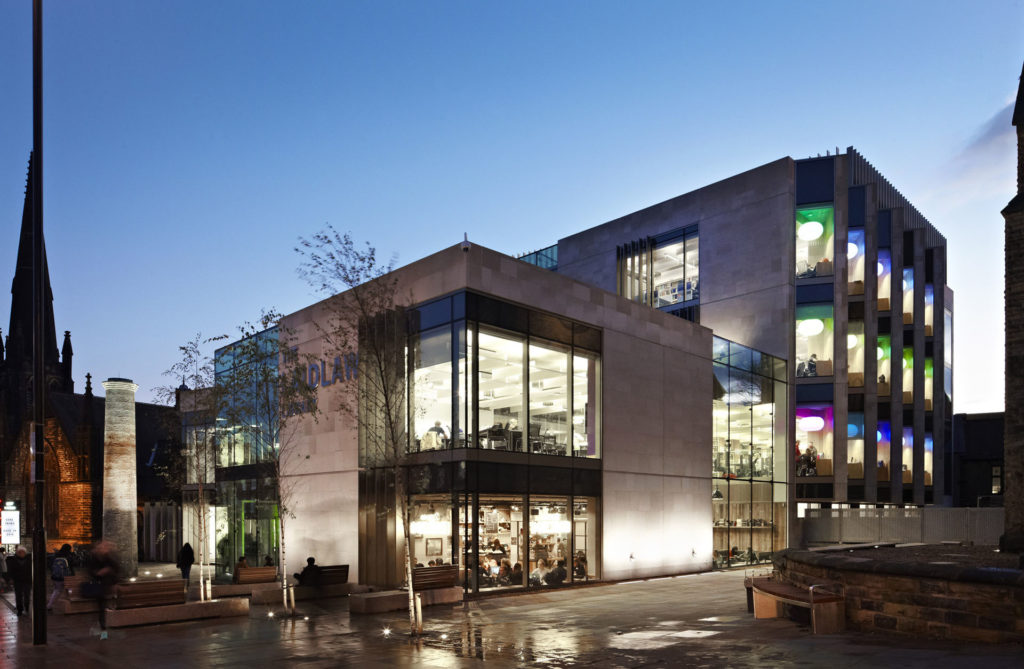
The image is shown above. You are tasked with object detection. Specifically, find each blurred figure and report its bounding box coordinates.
[263,555,274,567]
[176,542,195,582]
[232,556,249,584]
[7,546,32,616]
[47,543,74,611]
[0,547,8,592]
[88,541,120,639]
[293,557,320,586]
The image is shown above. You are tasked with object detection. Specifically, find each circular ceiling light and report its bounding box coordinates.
[797,318,825,337]
[847,334,859,349]
[847,423,861,438]
[877,262,885,276]
[797,221,824,241]
[798,416,825,432]
[877,347,886,360]
[847,242,859,259]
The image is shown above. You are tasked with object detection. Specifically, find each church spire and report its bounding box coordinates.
[7,152,59,369]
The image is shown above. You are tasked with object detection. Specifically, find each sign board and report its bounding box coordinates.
[1,509,19,544]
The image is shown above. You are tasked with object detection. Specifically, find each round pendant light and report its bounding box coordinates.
[797,221,824,241]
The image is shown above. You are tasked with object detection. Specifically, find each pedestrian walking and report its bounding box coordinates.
[0,547,8,592]
[7,546,32,616]
[88,541,119,639]
[177,542,195,582]
[47,543,74,611]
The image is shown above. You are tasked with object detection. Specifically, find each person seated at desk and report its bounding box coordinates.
[511,562,523,584]
[573,554,587,580]
[529,559,549,586]
[544,559,567,586]
[487,538,505,554]
[497,558,513,584]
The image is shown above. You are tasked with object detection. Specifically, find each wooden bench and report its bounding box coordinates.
[317,565,349,585]
[748,577,844,634]
[114,579,187,610]
[412,565,459,590]
[235,566,278,584]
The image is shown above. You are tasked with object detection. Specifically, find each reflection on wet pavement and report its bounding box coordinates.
[3,569,1024,667]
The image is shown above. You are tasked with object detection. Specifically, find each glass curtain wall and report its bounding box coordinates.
[711,337,787,568]
[924,434,934,486]
[411,326,453,451]
[796,406,833,476]
[477,330,525,450]
[924,286,935,336]
[619,226,700,309]
[924,358,934,411]
[529,340,570,456]
[795,206,835,278]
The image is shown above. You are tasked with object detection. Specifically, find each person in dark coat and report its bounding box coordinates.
[293,557,321,586]
[88,541,120,638]
[177,543,195,582]
[7,546,32,616]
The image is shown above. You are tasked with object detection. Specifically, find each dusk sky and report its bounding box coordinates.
[0,1,1021,411]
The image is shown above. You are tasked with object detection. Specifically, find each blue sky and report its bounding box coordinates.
[0,1,1021,410]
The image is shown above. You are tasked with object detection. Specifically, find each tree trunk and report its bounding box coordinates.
[402,491,416,635]
[279,511,291,614]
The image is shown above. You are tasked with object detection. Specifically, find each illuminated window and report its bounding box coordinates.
[847,321,864,387]
[847,412,864,479]
[901,428,913,484]
[924,285,934,336]
[902,348,914,404]
[877,422,891,481]
[795,304,834,377]
[619,227,699,309]
[877,335,891,395]
[796,206,834,278]
[848,229,865,293]
[992,466,1002,495]
[924,434,934,487]
[924,358,934,412]
[878,250,892,311]
[412,326,453,452]
[902,269,914,324]
[796,405,833,476]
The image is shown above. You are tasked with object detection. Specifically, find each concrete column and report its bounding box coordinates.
[102,378,139,577]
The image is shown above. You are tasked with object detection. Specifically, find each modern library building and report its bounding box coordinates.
[210,146,949,591]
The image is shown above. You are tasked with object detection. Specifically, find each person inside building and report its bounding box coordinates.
[529,558,549,586]
[544,559,567,586]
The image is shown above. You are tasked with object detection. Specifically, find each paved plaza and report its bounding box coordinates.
[2,568,1022,667]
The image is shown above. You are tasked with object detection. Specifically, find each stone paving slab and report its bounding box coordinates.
[2,570,1023,667]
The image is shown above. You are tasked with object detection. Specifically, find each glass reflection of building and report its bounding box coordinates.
[711,337,788,569]
[362,290,603,593]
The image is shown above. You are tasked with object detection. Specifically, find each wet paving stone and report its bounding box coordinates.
[3,569,1023,667]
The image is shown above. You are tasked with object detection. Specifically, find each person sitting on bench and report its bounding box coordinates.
[293,557,321,586]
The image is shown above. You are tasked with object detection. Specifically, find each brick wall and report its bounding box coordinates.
[776,551,1024,643]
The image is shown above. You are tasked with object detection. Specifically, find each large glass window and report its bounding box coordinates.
[460,495,527,591]
[652,230,700,307]
[848,412,864,479]
[528,340,569,456]
[902,347,914,404]
[878,250,892,311]
[796,304,834,378]
[795,206,835,278]
[572,497,599,582]
[848,228,866,293]
[878,335,892,395]
[878,421,891,482]
[409,495,454,568]
[572,352,600,458]
[477,330,525,451]
[848,320,865,387]
[619,227,699,309]
[528,497,571,586]
[901,428,914,485]
[412,326,453,451]
[902,269,915,324]
[796,405,833,476]
[456,324,472,447]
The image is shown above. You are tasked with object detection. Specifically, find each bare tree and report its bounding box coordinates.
[296,227,422,635]
[215,310,319,614]
[155,333,227,601]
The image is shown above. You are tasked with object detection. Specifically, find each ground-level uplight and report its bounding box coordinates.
[382,627,392,637]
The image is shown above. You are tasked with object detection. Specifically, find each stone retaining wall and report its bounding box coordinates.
[773,548,1024,643]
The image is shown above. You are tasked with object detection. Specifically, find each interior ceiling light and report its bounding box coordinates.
[877,347,886,360]
[847,334,859,349]
[847,242,859,259]
[796,318,825,337]
[877,261,885,276]
[798,416,825,432]
[797,221,824,241]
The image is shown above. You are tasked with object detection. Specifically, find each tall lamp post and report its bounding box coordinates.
[31,0,47,645]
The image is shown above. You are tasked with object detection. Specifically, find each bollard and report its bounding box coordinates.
[415,593,423,635]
